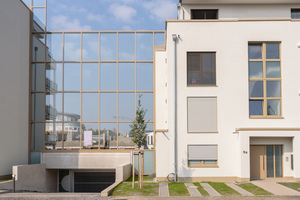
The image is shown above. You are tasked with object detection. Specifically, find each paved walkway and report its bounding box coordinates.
[200,183,221,196]
[184,183,201,196]
[252,180,300,196]
[226,183,254,196]
[159,183,169,197]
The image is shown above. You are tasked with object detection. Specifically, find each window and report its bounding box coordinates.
[191,9,218,19]
[187,52,216,86]
[291,9,300,19]
[188,145,218,167]
[248,43,281,117]
[187,97,217,133]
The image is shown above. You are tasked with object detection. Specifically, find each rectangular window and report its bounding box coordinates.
[291,9,300,19]
[191,9,218,19]
[248,43,282,118]
[187,97,217,133]
[188,145,218,167]
[187,52,216,86]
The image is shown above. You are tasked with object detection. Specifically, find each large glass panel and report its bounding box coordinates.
[249,81,263,97]
[46,63,62,91]
[22,0,31,7]
[119,93,135,121]
[100,63,117,91]
[32,34,45,61]
[33,0,45,7]
[266,146,274,178]
[82,123,99,149]
[82,33,99,61]
[137,63,153,91]
[136,33,153,61]
[266,62,280,78]
[248,45,262,59]
[32,93,45,121]
[155,32,165,46]
[266,43,280,59]
[187,53,200,71]
[267,81,281,97]
[249,62,263,78]
[118,33,135,61]
[64,33,81,61]
[100,123,117,149]
[82,93,99,121]
[32,64,45,91]
[187,72,201,85]
[249,100,263,116]
[202,73,216,85]
[45,122,63,150]
[275,146,283,177]
[100,93,117,121]
[202,53,215,71]
[32,8,45,31]
[118,123,135,149]
[46,93,62,121]
[267,100,281,116]
[46,33,63,61]
[32,123,44,150]
[63,122,80,150]
[30,151,40,164]
[119,63,135,91]
[137,93,153,121]
[64,63,80,91]
[64,93,80,120]
[82,63,99,91]
[100,33,117,61]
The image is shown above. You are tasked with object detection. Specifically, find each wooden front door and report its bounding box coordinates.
[250,146,266,180]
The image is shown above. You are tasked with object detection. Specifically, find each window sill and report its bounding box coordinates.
[249,116,284,119]
[187,85,218,87]
[188,165,219,168]
[187,132,218,134]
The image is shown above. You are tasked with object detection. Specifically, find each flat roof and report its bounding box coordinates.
[180,0,300,4]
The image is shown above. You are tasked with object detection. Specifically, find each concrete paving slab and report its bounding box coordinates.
[184,183,201,196]
[252,180,300,196]
[159,182,169,197]
[200,183,221,196]
[226,183,254,196]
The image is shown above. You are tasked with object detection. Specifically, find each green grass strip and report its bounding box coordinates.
[193,182,209,196]
[168,182,190,196]
[111,182,158,196]
[124,176,154,182]
[278,182,300,192]
[208,182,241,196]
[0,179,11,182]
[237,183,273,196]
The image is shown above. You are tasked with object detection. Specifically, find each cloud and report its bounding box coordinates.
[87,13,104,23]
[108,3,137,23]
[122,25,132,30]
[143,0,177,21]
[50,15,91,31]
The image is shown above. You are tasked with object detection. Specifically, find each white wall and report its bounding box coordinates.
[0,0,30,176]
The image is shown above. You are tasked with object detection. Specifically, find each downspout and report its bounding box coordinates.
[172,34,178,182]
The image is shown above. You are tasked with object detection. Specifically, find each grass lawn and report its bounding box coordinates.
[0,179,11,182]
[237,183,273,196]
[208,182,241,196]
[168,182,190,196]
[278,182,300,192]
[193,182,210,196]
[111,182,158,196]
[124,176,154,182]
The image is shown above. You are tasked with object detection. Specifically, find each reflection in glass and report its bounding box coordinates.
[267,100,280,116]
[187,73,200,85]
[137,63,153,91]
[249,100,263,115]
[267,81,281,97]
[64,63,80,91]
[119,63,135,91]
[46,63,62,91]
[32,123,44,150]
[32,64,45,91]
[64,34,81,61]
[100,93,117,121]
[33,0,45,7]
[46,93,62,121]
[64,93,80,119]
[45,122,63,150]
[82,33,99,61]
[118,33,135,61]
[100,123,117,149]
[155,33,165,46]
[32,8,45,30]
[82,93,99,121]
[267,146,274,178]
[202,73,216,85]
[137,93,153,121]
[248,45,262,59]
[118,123,135,149]
[275,146,282,177]
[82,123,99,149]
[46,33,63,61]
[249,62,263,78]
[82,63,99,91]
[100,63,117,91]
[266,43,279,59]
[100,33,117,61]
[119,93,135,121]
[136,33,153,60]
[202,53,215,71]
[266,62,280,78]
[32,34,45,61]
[30,151,40,164]
[249,81,263,97]
[23,0,31,7]
[32,93,45,121]
[63,122,80,150]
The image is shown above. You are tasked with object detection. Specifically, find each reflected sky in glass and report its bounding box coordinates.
[82,93,99,121]
[64,93,80,117]
[267,100,280,115]
[249,100,263,115]
[64,63,80,91]
[33,8,45,29]
[136,33,153,60]
[266,43,279,59]
[64,33,81,61]
[46,63,62,91]
[137,63,153,91]
[100,63,117,91]
[47,33,63,61]
[248,45,262,59]
[100,93,117,121]
[267,81,281,97]
[137,93,153,121]
[82,63,99,91]
[155,33,165,46]
[33,0,45,7]
[119,93,135,121]
[83,33,99,61]
[118,33,135,61]
[100,33,117,61]
[119,63,135,91]
[266,62,280,78]
[249,62,263,78]
[249,81,263,98]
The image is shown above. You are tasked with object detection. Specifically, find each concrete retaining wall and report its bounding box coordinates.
[116,163,131,182]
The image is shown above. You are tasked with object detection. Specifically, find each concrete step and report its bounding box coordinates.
[185,183,202,196]
[159,182,169,197]
[200,183,221,196]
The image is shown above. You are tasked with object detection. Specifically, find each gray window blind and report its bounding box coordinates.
[188,145,217,160]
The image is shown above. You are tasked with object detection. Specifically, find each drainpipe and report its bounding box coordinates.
[172,34,178,182]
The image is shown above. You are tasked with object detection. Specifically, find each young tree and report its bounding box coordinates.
[129,95,148,149]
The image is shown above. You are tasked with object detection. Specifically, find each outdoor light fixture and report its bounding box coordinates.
[298,42,300,48]
[233,131,239,134]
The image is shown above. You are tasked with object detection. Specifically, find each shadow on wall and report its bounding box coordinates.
[178,152,195,182]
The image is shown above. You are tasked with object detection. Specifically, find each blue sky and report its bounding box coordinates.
[45,0,178,31]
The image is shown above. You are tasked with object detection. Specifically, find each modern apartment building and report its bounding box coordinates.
[1,0,300,193]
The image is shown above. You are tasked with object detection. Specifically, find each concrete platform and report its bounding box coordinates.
[251,180,300,196]
[159,183,169,197]
[226,183,254,196]
[200,183,221,196]
[184,183,201,196]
